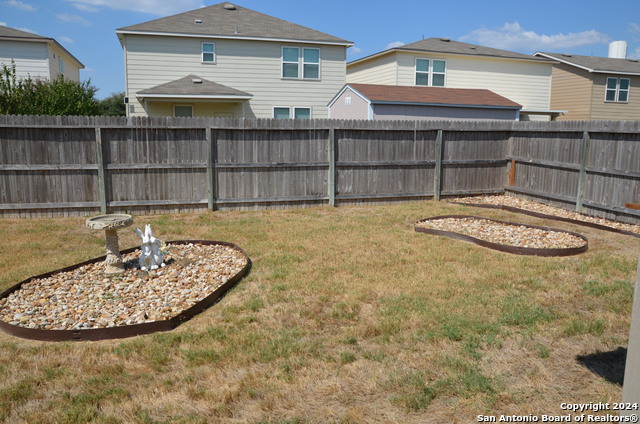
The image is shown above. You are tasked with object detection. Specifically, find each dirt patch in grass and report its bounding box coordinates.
[0,200,638,423]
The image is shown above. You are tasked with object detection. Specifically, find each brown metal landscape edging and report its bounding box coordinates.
[415,215,588,257]
[0,240,251,342]
[448,201,640,239]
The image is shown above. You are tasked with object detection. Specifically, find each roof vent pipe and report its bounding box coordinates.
[608,41,627,59]
[224,3,237,10]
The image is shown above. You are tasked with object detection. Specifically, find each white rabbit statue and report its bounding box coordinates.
[135,224,166,271]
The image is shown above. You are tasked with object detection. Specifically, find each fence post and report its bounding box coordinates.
[328,128,336,207]
[206,127,217,211]
[94,127,107,214]
[576,131,591,213]
[622,256,640,411]
[433,129,443,201]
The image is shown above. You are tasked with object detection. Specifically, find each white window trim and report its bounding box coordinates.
[202,42,216,64]
[273,106,312,119]
[415,57,447,87]
[605,77,630,103]
[282,46,321,81]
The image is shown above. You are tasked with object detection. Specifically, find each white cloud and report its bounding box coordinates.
[630,23,640,34]
[348,46,362,55]
[386,41,405,50]
[57,13,91,26]
[459,21,609,52]
[58,36,75,44]
[0,22,6,26]
[64,0,204,15]
[4,0,36,12]
[630,47,640,60]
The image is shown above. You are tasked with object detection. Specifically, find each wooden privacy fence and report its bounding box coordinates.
[0,115,639,224]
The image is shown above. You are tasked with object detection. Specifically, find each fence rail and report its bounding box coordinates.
[1,115,639,224]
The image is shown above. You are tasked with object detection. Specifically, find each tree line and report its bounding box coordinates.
[0,62,125,116]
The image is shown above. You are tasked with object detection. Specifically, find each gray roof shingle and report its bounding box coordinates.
[351,38,553,65]
[117,2,352,46]
[137,74,252,98]
[347,83,522,108]
[0,25,51,40]
[535,52,640,75]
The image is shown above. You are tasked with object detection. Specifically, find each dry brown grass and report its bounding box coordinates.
[0,200,638,423]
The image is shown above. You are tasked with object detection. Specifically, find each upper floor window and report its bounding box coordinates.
[59,58,64,75]
[415,58,446,87]
[282,47,320,80]
[202,42,216,63]
[605,77,630,102]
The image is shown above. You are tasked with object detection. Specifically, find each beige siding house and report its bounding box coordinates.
[534,52,640,121]
[0,26,83,82]
[348,38,561,121]
[116,3,352,118]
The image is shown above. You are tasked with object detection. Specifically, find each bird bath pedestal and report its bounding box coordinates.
[86,214,133,276]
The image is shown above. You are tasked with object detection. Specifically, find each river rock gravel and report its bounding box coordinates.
[0,243,248,331]
[416,217,587,249]
[451,195,640,235]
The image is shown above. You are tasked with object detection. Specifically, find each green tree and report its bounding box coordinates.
[0,61,101,116]
[97,92,126,116]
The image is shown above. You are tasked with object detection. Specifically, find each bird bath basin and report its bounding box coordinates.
[86,214,133,275]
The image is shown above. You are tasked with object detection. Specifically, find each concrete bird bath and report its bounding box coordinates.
[86,214,133,276]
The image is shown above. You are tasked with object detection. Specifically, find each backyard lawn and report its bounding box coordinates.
[0,199,638,423]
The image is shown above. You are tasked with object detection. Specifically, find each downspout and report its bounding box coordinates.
[122,34,130,117]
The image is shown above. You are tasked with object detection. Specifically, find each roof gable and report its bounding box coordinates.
[0,25,51,41]
[0,25,84,68]
[137,74,252,99]
[535,52,640,76]
[350,37,553,66]
[345,83,522,109]
[117,2,352,46]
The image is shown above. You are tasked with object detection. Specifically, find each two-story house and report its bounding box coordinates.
[0,25,83,82]
[346,38,562,121]
[116,2,353,119]
[534,52,640,121]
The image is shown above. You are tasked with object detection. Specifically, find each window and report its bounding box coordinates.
[282,47,320,79]
[415,58,446,87]
[174,105,193,117]
[606,77,630,102]
[294,108,311,119]
[273,107,312,119]
[303,48,320,79]
[202,42,215,63]
[59,58,64,75]
[274,107,291,119]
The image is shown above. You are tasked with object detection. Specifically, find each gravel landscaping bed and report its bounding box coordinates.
[416,216,588,250]
[0,243,248,331]
[450,195,640,236]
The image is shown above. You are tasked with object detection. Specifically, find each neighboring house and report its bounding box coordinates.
[329,83,522,121]
[116,2,353,119]
[0,25,83,82]
[347,38,563,121]
[534,52,640,121]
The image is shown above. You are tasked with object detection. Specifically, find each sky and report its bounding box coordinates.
[2,0,640,99]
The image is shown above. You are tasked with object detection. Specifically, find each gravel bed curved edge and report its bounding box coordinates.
[448,200,640,239]
[0,240,251,342]
[415,215,589,257]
